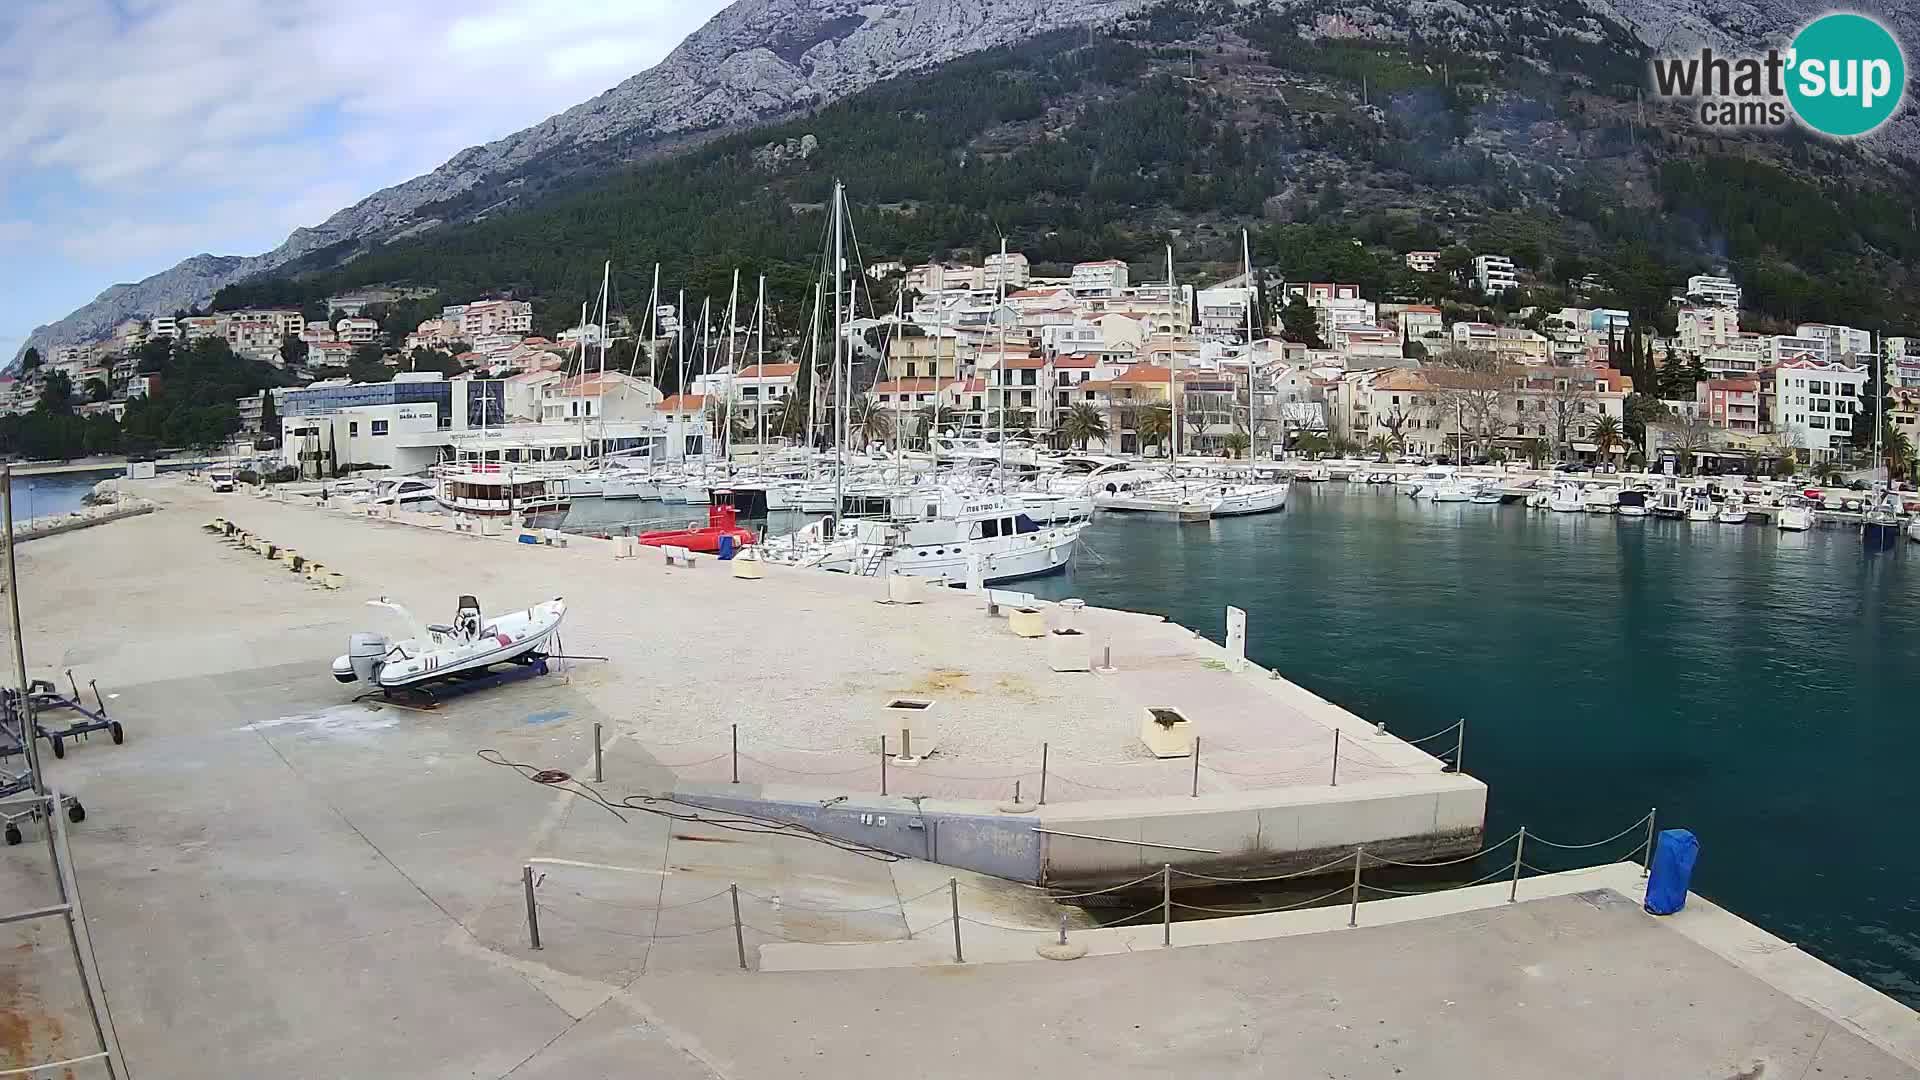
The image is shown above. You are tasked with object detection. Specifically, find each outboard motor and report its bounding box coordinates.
[347,632,391,684]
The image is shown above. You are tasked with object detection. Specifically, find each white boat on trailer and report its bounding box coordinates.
[333,595,567,694]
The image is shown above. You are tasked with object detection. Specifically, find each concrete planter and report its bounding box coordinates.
[882,698,935,760]
[1008,607,1047,638]
[885,572,919,603]
[1047,629,1090,672]
[1139,706,1194,758]
[731,553,765,579]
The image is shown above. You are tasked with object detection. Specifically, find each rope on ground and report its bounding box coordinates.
[1526,812,1654,851]
[1360,859,1519,896]
[1194,760,1333,780]
[1016,869,1165,900]
[1360,830,1522,868]
[1169,850,1359,884]
[1170,884,1353,915]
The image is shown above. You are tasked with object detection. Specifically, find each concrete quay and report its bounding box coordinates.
[1,480,1914,1077]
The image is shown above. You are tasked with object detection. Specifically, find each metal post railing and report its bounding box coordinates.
[592,722,603,783]
[1330,730,1341,787]
[949,879,963,963]
[730,884,747,971]
[880,736,888,796]
[1454,718,1466,774]
[1038,742,1049,806]
[1643,808,1658,878]
[1509,827,1526,903]
[1190,737,1201,798]
[730,724,739,784]
[523,865,541,950]
[49,787,120,1079]
[1348,847,1364,927]
[1161,864,1172,946]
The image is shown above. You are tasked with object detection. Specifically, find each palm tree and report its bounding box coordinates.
[1365,434,1392,460]
[1885,423,1915,482]
[1136,405,1173,454]
[1224,429,1251,459]
[1590,413,1622,461]
[911,404,943,450]
[1060,402,1108,450]
[849,398,894,448]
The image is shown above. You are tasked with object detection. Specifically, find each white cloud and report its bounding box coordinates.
[0,0,730,342]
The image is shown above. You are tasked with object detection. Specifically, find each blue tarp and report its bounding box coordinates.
[1644,829,1698,915]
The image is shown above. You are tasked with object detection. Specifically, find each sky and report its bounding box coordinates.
[0,0,733,354]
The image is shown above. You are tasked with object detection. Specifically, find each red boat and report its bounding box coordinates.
[635,490,757,555]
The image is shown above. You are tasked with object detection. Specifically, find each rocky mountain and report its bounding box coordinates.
[17,0,1915,362]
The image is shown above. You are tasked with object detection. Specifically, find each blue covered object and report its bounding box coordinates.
[718,535,736,560]
[1644,829,1698,915]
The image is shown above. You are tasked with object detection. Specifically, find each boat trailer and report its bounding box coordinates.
[0,683,96,845]
[0,670,125,761]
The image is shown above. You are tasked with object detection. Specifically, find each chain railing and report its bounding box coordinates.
[515,806,1659,969]
[595,718,1472,805]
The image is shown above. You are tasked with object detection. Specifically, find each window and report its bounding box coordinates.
[906,362,917,377]
[370,420,389,436]
[981,518,1000,539]
[349,421,359,436]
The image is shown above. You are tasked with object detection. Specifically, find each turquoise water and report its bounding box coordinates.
[1023,485,1920,1006]
[4,470,114,527]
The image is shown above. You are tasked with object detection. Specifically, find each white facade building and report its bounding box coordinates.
[1070,259,1130,293]
[983,251,1030,292]
[335,317,380,344]
[459,299,534,338]
[1795,323,1872,359]
[1773,359,1866,462]
[1473,254,1518,294]
[1686,274,1742,309]
[1404,251,1440,273]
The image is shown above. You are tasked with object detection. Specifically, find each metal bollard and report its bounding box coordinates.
[523,865,541,950]
[592,722,603,783]
[1510,827,1527,903]
[1057,912,1070,947]
[731,724,739,784]
[1348,846,1364,928]
[731,884,747,971]
[1642,808,1658,879]
[1161,864,1172,947]
[880,735,888,796]
[1330,730,1341,787]
[1453,718,1466,774]
[950,879,964,963]
[1038,742,1049,806]
[1191,737,1201,798]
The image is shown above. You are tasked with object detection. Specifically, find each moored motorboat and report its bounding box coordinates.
[1549,483,1583,513]
[1777,495,1814,532]
[1685,490,1716,522]
[1616,490,1649,517]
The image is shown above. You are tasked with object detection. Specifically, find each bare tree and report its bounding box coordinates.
[1430,349,1510,460]
[1543,371,1594,462]
[1379,404,1422,458]
[1671,415,1718,474]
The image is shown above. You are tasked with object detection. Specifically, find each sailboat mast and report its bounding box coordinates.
[1167,244,1179,462]
[640,263,659,381]
[676,289,687,458]
[998,235,1008,478]
[722,270,740,463]
[932,284,944,476]
[832,181,846,522]
[1242,229,1256,464]
[805,281,822,474]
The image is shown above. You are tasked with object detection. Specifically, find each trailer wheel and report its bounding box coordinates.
[110,721,124,744]
[67,802,85,823]
[3,825,19,845]
[49,735,64,759]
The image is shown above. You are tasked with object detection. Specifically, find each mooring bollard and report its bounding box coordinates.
[592,722,603,783]
[731,883,747,971]
[950,878,964,963]
[523,865,541,950]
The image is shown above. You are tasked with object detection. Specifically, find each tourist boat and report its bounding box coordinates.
[1652,487,1685,519]
[1616,490,1649,518]
[1581,487,1618,515]
[635,490,759,554]
[1203,481,1291,517]
[1549,483,1584,513]
[1862,491,1903,548]
[332,594,567,692]
[767,491,1084,584]
[1685,490,1716,522]
[436,466,571,518]
[1776,495,1814,532]
[1716,494,1749,525]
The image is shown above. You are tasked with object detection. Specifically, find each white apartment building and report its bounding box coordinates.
[1404,251,1440,273]
[459,299,534,338]
[1070,259,1130,293]
[147,315,179,340]
[1686,274,1742,309]
[181,315,226,341]
[1773,358,1866,462]
[1698,337,1768,378]
[1473,254,1518,293]
[983,251,1031,292]
[1677,305,1737,351]
[538,371,662,424]
[1885,337,1920,388]
[1195,285,1255,341]
[1451,322,1500,350]
[1795,323,1872,359]
[1771,333,1828,365]
[226,309,304,357]
[1395,305,1444,345]
[335,317,380,344]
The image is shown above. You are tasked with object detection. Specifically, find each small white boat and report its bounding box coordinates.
[1777,495,1814,532]
[1206,482,1290,517]
[1300,465,1331,483]
[1717,494,1749,524]
[1862,491,1902,548]
[333,595,567,693]
[1616,491,1649,518]
[1524,491,1549,509]
[1469,483,1504,505]
[1581,487,1618,515]
[1652,487,1685,519]
[1906,516,1920,544]
[1549,483,1584,513]
[360,477,437,509]
[1685,490,1716,522]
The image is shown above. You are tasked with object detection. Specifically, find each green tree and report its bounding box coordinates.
[36,371,75,414]
[1224,428,1251,459]
[20,347,41,372]
[407,348,465,377]
[259,390,279,442]
[1060,402,1108,449]
[279,334,308,369]
[1590,413,1622,459]
[1278,297,1325,349]
[83,377,109,403]
[1136,404,1172,452]
[1437,246,1474,279]
[347,345,392,383]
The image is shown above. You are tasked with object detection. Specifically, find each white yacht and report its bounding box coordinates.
[1581,486,1618,514]
[363,477,438,509]
[1685,490,1716,522]
[1652,486,1685,519]
[1776,495,1814,532]
[1615,490,1649,518]
[1716,493,1749,525]
[1201,481,1291,517]
[1549,483,1584,513]
[768,491,1084,584]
